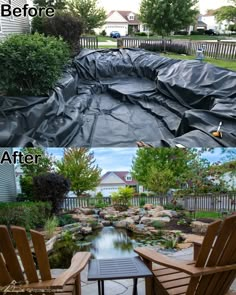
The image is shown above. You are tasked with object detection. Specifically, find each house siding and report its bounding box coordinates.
[0,148,17,202]
[0,0,30,41]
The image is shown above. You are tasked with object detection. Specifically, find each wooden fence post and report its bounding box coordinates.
[215,39,220,59]
[117,38,124,48]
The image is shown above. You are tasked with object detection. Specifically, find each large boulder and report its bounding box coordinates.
[191,221,209,234]
[114,217,135,228]
[80,208,94,215]
[143,204,154,210]
[140,216,170,225]
[149,210,177,218]
[81,226,92,234]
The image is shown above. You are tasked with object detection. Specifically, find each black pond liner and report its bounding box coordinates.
[0,48,236,147]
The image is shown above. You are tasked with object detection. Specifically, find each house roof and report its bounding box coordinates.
[203,9,218,17]
[108,10,141,25]
[197,20,207,27]
[101,171,138,185]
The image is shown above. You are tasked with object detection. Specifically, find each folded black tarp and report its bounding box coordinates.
[0,48,236,147]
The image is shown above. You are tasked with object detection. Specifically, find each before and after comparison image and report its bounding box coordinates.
[0,0,236,294]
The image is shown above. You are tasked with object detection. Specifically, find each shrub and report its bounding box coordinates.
[139,198,146,207]
[44,216,59,239]
[33,173,70,213]
[0,202,51,230]
[174,31,188,35]
[152,220,164,229]
[39,12,83,54]
[164,202,184,211]
[112,187,134,206]
[140,42,188,54]
[57,214,75,226]
[0,33,70,96]
[100,30,106,36]
[191,30,204,35]
[135,32,147,37]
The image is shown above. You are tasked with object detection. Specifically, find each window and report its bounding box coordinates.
[129,14,134,20]
[126,174,132,181]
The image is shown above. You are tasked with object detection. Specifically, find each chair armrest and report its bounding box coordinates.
[20,252,91,290]
[52,252,91,288]
[134,247,236,277]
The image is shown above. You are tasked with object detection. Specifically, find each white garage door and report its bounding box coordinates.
[105,25,127,37]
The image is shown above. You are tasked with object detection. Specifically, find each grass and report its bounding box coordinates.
[161,53,236,71]
[186,211,220,219]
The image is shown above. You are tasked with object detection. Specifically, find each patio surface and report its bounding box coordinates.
[52,247,236,294]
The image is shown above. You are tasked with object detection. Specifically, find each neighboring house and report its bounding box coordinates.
[0,148,17,202]
[15,163,23,194]
[199,11,233,34]
[0,0,30,41]
[95,171,140,197]
[97,10,147,36]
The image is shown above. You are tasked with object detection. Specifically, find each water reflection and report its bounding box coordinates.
[79,226,138,259]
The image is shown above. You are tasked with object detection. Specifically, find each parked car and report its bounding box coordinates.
[110,31,121,38]
[205,29,219,36]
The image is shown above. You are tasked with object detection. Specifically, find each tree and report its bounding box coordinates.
[34,0,67,10]
[214,4,236,31]
[56,148,101,197]
[140,0,199,38]
[67,0,106,33]
[20,148,53,200]
[131,148,195,194]
[33,173,70,213]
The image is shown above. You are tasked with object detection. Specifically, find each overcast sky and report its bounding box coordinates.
[98,0,230,14]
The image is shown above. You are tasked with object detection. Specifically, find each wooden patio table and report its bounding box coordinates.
[87,256,153,295]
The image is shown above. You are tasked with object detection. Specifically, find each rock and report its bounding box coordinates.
[114,217,135,228]
[150,210,176,218]
[140,216,170,225]
[143,204,154,210]
[132,215,140,223]
[81,226,92,234]
[182,234,204,244]
[80,208,94,215]
[191,221,209,234]
[93,223,104,230]
[102,220,111,226]
[150,229,159,234]
[177,243,192,250]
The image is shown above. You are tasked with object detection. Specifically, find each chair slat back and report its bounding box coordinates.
[11,226,39,283]
[0,253,12,286]
[188,215,236,295]
[0,226,25,283]
[30,230,52,281]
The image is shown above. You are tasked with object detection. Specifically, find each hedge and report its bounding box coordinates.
[0,201,51,230]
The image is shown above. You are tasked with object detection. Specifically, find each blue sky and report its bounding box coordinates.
[47,148,236,175]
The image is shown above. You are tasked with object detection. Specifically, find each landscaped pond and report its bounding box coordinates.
[49,226,165,268]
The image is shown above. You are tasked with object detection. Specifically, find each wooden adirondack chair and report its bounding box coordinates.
[0,225,91,295]
[135,215,236,295]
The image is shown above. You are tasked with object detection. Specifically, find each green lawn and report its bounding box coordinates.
[161,53,236,71]
[186,211,220,219]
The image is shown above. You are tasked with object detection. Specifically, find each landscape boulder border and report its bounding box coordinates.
[1,48,236,147]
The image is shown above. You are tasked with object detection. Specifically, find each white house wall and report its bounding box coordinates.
[0,0,30,41]
[96,184,125,197]
[201,15,232,34]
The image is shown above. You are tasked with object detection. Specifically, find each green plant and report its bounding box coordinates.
[140,42,188,54]
[0,33,70,96]
[57,214,75,226]
[139,198,146,207]
[164,202,183,211]
[0,202,51,230]
[152,220,164,229]
[161,232,181,249]
[112,187,135,207]
[44,216,59,239]
[177,218,187,225]
[100,30,106,36]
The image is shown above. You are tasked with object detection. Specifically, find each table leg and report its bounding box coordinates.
[98,280,101,295]
[133,278,138,295]
[101,280,104,295]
